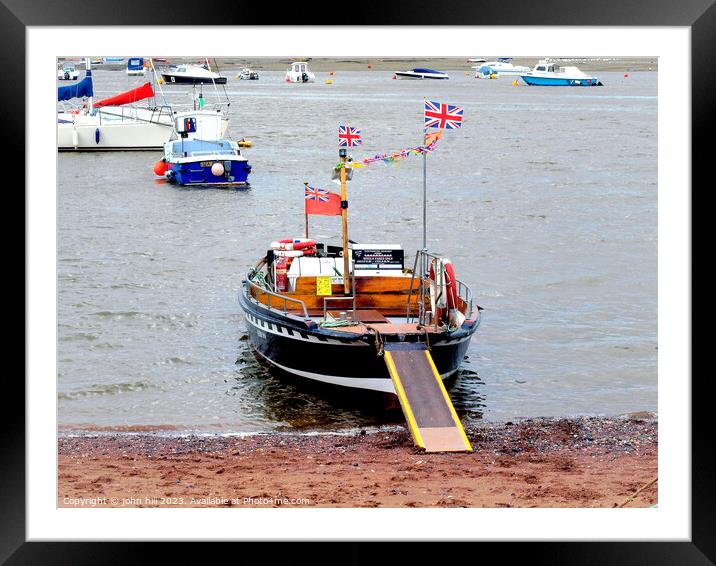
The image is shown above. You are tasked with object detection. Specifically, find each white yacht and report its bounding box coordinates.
[472,58,530,77]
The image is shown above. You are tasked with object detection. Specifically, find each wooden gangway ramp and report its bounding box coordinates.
[383,343,473,453]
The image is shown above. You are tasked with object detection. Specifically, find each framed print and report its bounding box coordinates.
[9,0,708,561]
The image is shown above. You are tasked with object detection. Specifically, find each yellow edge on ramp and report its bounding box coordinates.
[424,350,473,452]
[384,351,424,448]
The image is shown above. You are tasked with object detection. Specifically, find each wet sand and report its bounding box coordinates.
[58,416,657,508]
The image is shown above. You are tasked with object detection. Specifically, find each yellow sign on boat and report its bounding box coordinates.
[316,276,333,296]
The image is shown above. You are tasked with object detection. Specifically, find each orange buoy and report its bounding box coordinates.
[392,74,396,80]
[153,160,167,176]
[367,64,372,69]
[624,73,629,78]
[329,71,334,76]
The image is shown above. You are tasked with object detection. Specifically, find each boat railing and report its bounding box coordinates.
[406,249,474,329]
[244,278,311,321]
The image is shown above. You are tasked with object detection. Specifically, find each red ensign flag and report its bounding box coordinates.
[305,185,341,216]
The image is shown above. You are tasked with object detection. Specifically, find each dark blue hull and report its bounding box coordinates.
[167,159,251,186]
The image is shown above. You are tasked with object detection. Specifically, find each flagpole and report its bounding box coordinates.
[421,123,428,325]
[303,182,309,239]
[339,148,350,295]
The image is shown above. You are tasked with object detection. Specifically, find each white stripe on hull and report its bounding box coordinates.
[245,310,472,347]
[245,311,368,346]
[252,348,455,394]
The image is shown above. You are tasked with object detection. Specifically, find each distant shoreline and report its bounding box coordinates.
[62,57,658,73]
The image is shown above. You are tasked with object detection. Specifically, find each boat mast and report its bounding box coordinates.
[339,147,350,295]
[85,57,93,113]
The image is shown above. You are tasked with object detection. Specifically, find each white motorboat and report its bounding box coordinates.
[394,68,449,80]
[285,62,315,83]
[472,58,530,78]
[520,59,602,86]
[58,62,80,81]
[161,64,227,84]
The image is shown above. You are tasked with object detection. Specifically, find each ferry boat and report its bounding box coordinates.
[520,60,602,86]
[157,111,251,187]
[162,64,227,85]
[238,148,480,395]
[58,62,80,81]
[394,68,449,80]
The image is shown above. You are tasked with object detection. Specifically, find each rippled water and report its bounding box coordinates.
[57,67,657,431]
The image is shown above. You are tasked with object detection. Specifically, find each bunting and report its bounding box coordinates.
[341,131,444,168]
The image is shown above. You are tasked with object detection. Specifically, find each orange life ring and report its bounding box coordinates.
[443,260,458,311]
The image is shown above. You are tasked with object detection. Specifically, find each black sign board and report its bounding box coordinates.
[352,248,404,270]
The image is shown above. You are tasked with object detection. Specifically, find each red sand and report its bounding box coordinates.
[58,416,657,508]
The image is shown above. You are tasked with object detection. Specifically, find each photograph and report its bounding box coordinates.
[54,54,659,510]
[11,12,703,557]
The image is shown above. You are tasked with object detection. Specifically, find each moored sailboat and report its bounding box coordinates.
[57,59,176,151]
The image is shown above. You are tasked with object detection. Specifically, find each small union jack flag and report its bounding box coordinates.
[338,124,362,147]
[424,100,463,129]
[305,185,330,202]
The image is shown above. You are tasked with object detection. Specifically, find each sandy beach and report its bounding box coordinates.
[58,415,657,508]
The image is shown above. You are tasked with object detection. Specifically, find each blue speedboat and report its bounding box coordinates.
[520,60,602,86]
[158,111,251,187]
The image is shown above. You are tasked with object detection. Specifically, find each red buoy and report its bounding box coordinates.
[153,160,167,176]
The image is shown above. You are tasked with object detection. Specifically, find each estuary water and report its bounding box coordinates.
[57,67,658,431]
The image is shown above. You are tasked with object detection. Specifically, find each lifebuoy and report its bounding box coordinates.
[270,238,316,252]
[429,258,464,327]
[443,260,458,311]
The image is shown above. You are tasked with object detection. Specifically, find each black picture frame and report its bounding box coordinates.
[8,0,706,562]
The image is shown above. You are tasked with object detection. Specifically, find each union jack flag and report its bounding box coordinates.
[424,100,463,129]
[305,185,330,202]
[338,124,362,147]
